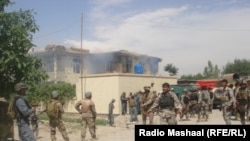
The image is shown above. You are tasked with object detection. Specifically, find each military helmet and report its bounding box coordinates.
[51,90,59,98]
[183,88,188,92]
[85,91,92,98]
[14,82,28,92]
[240,79,247,86]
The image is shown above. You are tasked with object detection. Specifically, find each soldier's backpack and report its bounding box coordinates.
[6,97,20,120]
[46,101,59,119]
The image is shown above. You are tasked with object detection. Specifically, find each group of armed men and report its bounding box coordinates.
[11,78,250,141]
[121,79,250,125]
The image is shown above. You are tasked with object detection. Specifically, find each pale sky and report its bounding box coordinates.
[7,0,250,77]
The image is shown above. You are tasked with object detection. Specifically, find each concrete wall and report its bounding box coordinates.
[63,73,177,115]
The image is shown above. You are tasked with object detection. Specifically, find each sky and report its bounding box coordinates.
[6,0,250,77]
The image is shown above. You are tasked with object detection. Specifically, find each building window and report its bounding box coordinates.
[73,58,80,73]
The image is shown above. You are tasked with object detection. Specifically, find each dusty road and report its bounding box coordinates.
[12,109,246,141]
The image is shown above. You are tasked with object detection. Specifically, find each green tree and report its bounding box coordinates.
[164,63,179,76]
[203,60,220,79]
[180,73,204,80]
[0,0,48,99]
[26,83,76,105]
[222,58,250,76]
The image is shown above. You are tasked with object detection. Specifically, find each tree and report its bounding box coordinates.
[26,83,76,105]
[164,63,179,76]
[180,73,204,80]
[0,0,48,99]
[203,60,220,79]
[222,58,250,76]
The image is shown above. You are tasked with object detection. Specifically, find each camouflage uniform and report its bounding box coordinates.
[47,91,69,141]
[30,106,39,138]
[235,82,249,125]
[197,89,210,122]
[75,92,97,141]
[189,88,199,117]
[141,87,154,125]
[214,79,235,125]
[148,83,182,125]
[180,89,190,121]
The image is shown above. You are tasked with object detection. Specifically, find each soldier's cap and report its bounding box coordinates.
[85,91,92,98]
[111,99,115,102]
[14,82,28,92]
[183,88,188,92]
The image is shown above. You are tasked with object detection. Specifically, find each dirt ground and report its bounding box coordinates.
[11,109,245,141]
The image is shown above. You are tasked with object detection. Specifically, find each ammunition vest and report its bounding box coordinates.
[190,92,198,101]
[128,99,136,107]
[201,91,209,101]
[237,89,248,100]
[183,95,189,104]
[159,93,174,109]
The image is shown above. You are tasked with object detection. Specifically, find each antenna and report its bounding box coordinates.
[80,13,83,99]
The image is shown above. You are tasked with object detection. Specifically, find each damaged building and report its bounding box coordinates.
[31,45,177,114]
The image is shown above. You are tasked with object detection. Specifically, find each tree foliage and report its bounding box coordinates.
[26,83,76,105]
[203,60,220,79]
[180,60,220,80]
[0,0,48,99]
[164,63,179,76]
[222,58,250,76]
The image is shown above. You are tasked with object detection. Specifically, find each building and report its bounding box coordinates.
[31,45,177,114]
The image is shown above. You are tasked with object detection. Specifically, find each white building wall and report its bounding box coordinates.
[63,73,177,115]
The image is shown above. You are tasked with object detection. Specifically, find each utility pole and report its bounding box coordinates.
[80,13,83,99]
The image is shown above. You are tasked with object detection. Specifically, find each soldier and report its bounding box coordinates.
[208,87,214,113]
[233,81,241,120]
[147,83,182,125]
[14,82,36,141]
[108,99,116,127]
[30,104,39,138]
[75,92,97,141]
[46,91,69,141]
[120,92,127,115]
[214,79,236,125]
[197,86,210,122]
[140,86,154,125]
[246,79,250,121]
[127,94,138,122]
[189,87,199,118]
[180,88,190,121]
[235,80,249,125]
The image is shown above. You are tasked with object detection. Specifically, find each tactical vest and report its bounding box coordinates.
[237,89,248,100]
[159,93,174,109]
[190,92,198,101]
[201,91,209,101]
[128,99,136,107]
[183,95,189,104]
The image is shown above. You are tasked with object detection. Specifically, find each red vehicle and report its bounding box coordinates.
[195,79,219,90]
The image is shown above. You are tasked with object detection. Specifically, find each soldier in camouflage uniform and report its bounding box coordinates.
[214,79,236,125]
[197,86,210,122]
[140,86,154,124]
[147,83,182,125]
[180,89,190,121]
[235,80,249,125]
[246,79,250,121]
[30,104,39,138]
[75,92,97,141]
[47,91,69,141]
[189,87,199,118]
